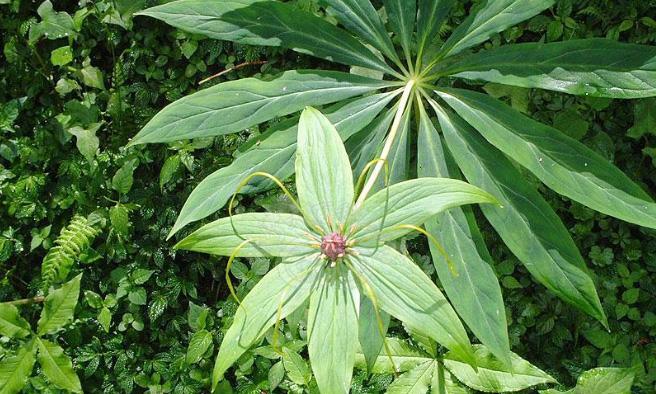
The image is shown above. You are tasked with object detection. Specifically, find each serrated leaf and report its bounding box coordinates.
[109,204,129,236]
[175,213,314,258]
[540,367,634,394]
[308,267,359,394]
[37,274,81,335]
[111,159,138,195]
[356,337,432,374]
[443,344,556,392]
[282,347,312,385]
[136,0,393,73]
[438,39,656,99]
[36,338,82,393]
[97,307,111,333]
[0,341,36,394]
[186,329,213,364]
[212,255,321,390]
[350,246,476,366]
[268,360,284,390]
[296,107,354,233]
[387,360,434,394]
[436,88,656,230]
[0,304,31,338]
[131,269,155,285]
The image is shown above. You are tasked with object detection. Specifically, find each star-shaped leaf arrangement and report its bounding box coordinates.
[176,107,497,393]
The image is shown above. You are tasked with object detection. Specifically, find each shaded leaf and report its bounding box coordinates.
[137,0,393,73]
[436,88,656,230]
[439,39,656,99]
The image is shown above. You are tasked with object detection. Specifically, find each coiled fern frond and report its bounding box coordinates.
[41,216,99,291]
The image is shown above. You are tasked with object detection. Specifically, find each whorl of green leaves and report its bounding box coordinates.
[41,216,99,291]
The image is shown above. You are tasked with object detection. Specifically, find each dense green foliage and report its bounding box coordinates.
[1,0,655,393]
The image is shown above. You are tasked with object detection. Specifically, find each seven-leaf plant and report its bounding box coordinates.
[175,107,498,392]
[132,0,656,383]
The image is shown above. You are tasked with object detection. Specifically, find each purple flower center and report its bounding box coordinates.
[321,232,347,261]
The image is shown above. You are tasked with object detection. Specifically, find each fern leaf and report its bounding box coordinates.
[41,216,99,291]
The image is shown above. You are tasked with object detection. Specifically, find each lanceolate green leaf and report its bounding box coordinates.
[136,0,394,74]
[440,0,555,58]
[443,345,555,393]
[355,337,432,374]
[348,178,497,245]
[37,274,81,336]
[0,341,36,394]
[437,39,656,99]
[347,107,395,179]
[434,105,607,325]
[417,105,510,369]
[436,88,656,230]
[318,0,398,64]
[131,70,393,145]
[0,304,31,338]
[296,107,354,233]
[351,246,476,365]
[387,360,434,394]
[383,0,415,59]
[357,296,390,373]
[417,0,456,58]
[308,266,359,394]
[168,92,396,237]
[36,338,82,393]
[212,255,321,389]
[175,213,315,258]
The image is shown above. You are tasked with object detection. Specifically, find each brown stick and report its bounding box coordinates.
[4,296,45,306]
[199,60,268,85]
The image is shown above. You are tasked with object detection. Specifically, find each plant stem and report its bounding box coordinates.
[354,79,415,209]
[5,296,45,306]
[199,60,268,85]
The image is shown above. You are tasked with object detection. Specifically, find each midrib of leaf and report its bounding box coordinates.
[38,284,76,334]
[462,100,654,205]
[165,84,389,134]
[36,339,68,383]
[443,114,597,311]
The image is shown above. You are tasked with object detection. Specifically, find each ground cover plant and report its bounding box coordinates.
[0,0,655,392]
